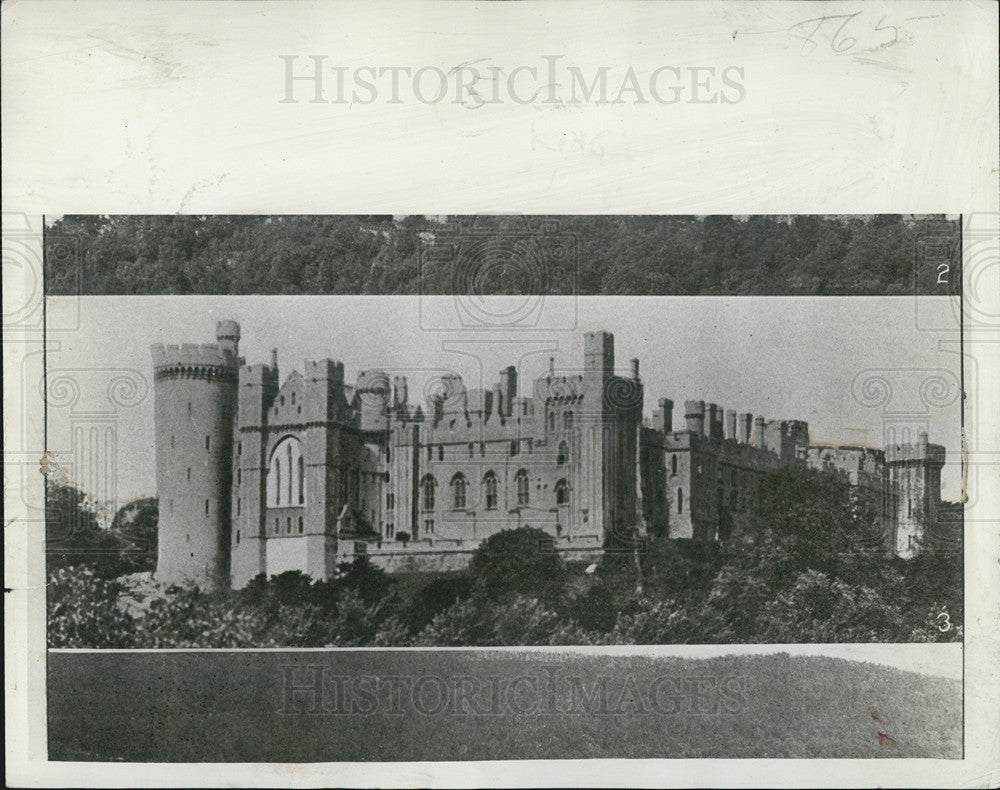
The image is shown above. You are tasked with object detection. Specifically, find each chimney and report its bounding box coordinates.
[707,403,719,439]
[270,348,278,371]
[726,409,737,441]
[630,358,640,381]
[655,398,674,433]
[684,400,705,434]
[499,366,517,418]
[754,416,766,448]
[393,376,408,409]
[738,413,753,444]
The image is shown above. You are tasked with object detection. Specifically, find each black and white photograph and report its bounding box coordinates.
[41,214,965,760]
[4,1,998,787]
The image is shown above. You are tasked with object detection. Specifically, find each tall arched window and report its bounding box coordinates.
[555,478,569,506]
[547,412,555,432]
[483,471,498,510]
[421,474,436,511]
[267,436,304,507]
[451,473,467,510]
[297,455,304,504]
[670,454,677,476]
[677,488,683,513]
[557,440,569,465]
[563,411,573,430]
[515,469,530,506]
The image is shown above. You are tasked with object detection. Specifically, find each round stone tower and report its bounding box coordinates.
[151,321,240,589]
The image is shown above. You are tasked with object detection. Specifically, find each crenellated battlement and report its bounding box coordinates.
[886,441,946,465]
[151,343,238,379]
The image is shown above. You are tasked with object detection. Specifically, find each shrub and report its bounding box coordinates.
[47,566,137,648]
[469,527,565,602]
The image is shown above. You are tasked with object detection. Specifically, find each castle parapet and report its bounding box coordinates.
[885,441,946,465]
[151,342,238,380]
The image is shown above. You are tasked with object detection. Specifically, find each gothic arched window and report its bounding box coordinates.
[267,436,304,507]
[557,440,569,466]
[483,471,498,510]
[515,469,530,506]
[555,478,569,506]
[451,473,467,510]
[563,411,573,430]
[421,474,436,511]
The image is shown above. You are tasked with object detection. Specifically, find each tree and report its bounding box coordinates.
[469,526,565,602]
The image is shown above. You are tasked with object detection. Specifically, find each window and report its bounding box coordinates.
[286,517,292,534]
[468,442,474,458]
[480,442,485,457]
[236,529,240,545]
[291,392,296,405]
[387,492,394,509]
[555,478,569,506]
[427,444,433,461]
[557,440,569,465]
[510,440,518,456]
[187,467,191,481]
[548,412,555,432]
[670,454,677,476]
[528,439,533,454]
[515,469,529,506]
[438,445,444,461]
[171,435,175,449]
[237,468,241,485]
[274,518,279,534]
[297,455,304,503]
[237,498,241,516]
[452,473,467,510]
[205,499,210,515]
[421,474,436,511]
[564,411,573,430]
[280,395,285,406]
[206,435,211,451]
[484,471,498,509]
[424,518,435,535]
[677,488,683,513]
[267,436,304,508]
[187,402,192,416]
[298,516,303,534]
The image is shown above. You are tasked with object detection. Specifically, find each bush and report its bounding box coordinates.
[47,566,137,648]
[404,574,474,631]
[469,527,565,602]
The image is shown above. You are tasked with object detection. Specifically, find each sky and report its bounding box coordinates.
[43,295,964,505]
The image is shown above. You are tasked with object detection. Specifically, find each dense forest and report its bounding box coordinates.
[47,465,962,648]
[44,214,957,296]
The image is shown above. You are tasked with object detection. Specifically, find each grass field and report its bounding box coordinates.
[48,650,961,761]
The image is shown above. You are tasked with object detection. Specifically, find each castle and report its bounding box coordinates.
[152,321,947,589]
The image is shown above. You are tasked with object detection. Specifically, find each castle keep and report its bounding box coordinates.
[152,321,947,589]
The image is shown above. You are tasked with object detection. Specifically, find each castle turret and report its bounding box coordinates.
[886,430,946,558]
[685,400,705,434]
[152,324,240,589]
[654,398,673,433]
[499,366,517,418]
[725,410,737,441]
